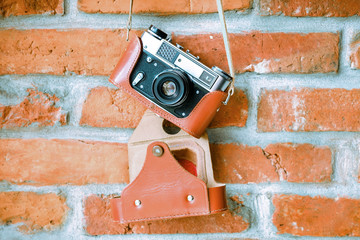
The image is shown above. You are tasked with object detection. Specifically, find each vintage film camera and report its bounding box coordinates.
[109,26,233,137]
[109,26,231,222]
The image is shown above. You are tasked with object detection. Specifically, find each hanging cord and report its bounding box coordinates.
[216,0,235,105]
[126,0,134,41]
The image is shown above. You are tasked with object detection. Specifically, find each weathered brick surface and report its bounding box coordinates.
[1,1,359,238]
[84,194,249,235]
[0,30,339,76]
[0,192,69,233]
[0,88,66,129]
[258,88,360,132]
[210,144,278,183]
[80,87,147,128]
[191,0,251,13]
[78,0,251,14]
[260,0,360,17]
[264,143,332,182]
[0,139,128,185]
[0,29,139,76]
[80,87,248,129]
[210,143,331,183]
[273,195,360,236]
[350,33,360,69]
[3,138,331,186]
[0,0,63,17]
[209,88,248,128]
[173,32,339,74]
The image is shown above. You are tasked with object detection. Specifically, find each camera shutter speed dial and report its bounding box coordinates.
[148,25,168,40]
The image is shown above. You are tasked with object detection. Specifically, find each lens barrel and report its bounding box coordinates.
[153,70,189,106]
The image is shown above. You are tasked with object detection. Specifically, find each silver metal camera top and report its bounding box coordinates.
[185,50,200,61]
[141,30,231,92]
[176,43,184,50]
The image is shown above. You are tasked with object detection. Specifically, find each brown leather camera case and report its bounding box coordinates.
[109,33,227,138]
[110,110,227,223]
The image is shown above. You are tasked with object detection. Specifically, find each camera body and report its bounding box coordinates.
[109,26,233,138]
[130,26,232,118]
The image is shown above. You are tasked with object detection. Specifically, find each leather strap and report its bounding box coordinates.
[208,185,227,213]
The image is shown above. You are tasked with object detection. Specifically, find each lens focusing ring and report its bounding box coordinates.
[153,70,189,106]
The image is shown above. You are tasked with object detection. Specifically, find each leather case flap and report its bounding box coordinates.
[110,141,210,223]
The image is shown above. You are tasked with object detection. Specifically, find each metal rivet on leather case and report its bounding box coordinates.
[152,145,164,157]
[187,195,194,202]
[134,200,141,206]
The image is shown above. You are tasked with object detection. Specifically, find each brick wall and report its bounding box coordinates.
[0,0,360,239]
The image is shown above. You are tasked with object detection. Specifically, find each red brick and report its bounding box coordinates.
[0,192,69,233]
[264,143,332,182]
[273,195,360,236]
[0,139,128,185]
[80,87,248,129]
[172,32,339,74]
[258,88,360,132]
[0,29,140,76]
[0,0,63,17]
[0,30,339,76]
[191,0,251,13]
[210,143,331,183]
[209,88,248,128]
[350,33,360,69]
[78,0,250,14]
[80,87,146,128]
[84,194,249,235]
[210,144,279,183]
[260,0,360,17]
[0,88,66,129]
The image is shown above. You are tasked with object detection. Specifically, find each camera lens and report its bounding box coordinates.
[162,81,177,96]
[153,70,189,106]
